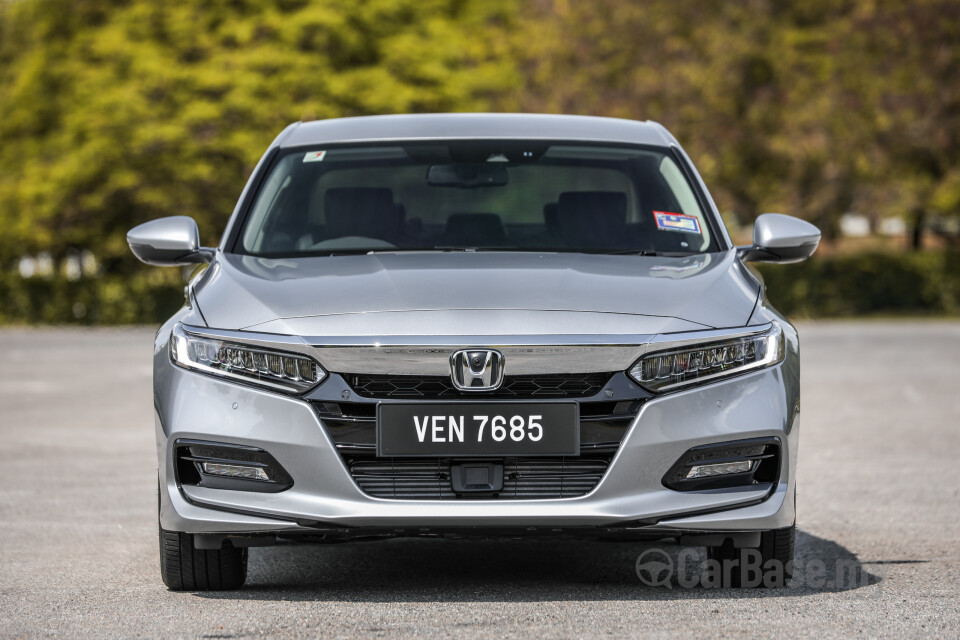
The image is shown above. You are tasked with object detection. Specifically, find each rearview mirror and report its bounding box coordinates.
[738,213,821,264]
[127,216,214,266]
[427,164,509,188]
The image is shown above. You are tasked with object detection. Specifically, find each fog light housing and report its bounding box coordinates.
[175,440,293,493]
[663,438,780,491]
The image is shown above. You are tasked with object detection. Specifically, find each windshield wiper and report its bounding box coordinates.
[591,249,662,256]
[431,247,668,255]
[295,247,688,257]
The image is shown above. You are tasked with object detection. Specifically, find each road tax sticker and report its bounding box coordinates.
[653,211,702,234]
[302,150,327,163]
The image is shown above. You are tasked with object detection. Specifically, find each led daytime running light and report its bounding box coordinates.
[685,460,754,479]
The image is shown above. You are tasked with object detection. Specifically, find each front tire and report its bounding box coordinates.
[707,525,795,588]
[159,526,247,591]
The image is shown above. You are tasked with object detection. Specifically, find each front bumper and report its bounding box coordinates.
[155,353,799,536]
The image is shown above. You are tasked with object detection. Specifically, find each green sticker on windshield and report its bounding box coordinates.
[303,150,327,163]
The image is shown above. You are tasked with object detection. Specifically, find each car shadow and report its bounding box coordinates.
[192,529,903,602]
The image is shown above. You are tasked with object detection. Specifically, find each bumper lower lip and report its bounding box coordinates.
[155,352,798,534]
[176,482,781,529]
[168,480,788,537]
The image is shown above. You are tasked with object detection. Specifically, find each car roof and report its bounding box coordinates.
[278,113,676,148]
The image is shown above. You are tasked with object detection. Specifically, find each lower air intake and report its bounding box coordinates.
[348,456,609,500]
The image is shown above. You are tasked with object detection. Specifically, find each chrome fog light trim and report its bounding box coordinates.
[685,460,754,479]
[662,438,781,492]
[200,462,271,481]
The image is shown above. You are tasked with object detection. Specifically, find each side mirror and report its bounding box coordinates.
[738,213,821,264]
[127,216,215,266]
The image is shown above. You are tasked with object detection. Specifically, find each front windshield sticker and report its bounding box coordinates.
[302,150,327,163]
[653,211,701,234]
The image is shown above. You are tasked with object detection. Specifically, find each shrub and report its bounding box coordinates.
[1,251,958,325]
[756,251,960,318]
[0,269,185,325]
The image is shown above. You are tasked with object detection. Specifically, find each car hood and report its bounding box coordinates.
[193,251,759,337]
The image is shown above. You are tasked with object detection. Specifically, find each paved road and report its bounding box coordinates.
[1,322,959,638]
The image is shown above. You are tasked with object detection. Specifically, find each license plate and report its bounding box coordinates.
[377,402,579,457]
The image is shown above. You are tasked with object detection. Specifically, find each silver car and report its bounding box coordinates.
[128,114,820,590]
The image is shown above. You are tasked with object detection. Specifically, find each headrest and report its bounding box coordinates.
[324,188,401,240]
[556,191,628,248]
[543,202,559,230]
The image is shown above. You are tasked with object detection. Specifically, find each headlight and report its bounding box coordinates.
[628,322,784,392]
[170,323,326,393]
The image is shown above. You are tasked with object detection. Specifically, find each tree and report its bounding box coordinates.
[0,0,518,272]
[2,0,957,276]
[499,0,960,244]
[833,1,960,248]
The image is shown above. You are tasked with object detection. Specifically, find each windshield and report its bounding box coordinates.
[238,142,719,256]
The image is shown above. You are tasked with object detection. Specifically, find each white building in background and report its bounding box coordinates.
[15,250,99,279]
[63,254,82,281]
[839,213,908,238]
[17,256,36,278]
[879,217,907,236]
[839,213,870,237]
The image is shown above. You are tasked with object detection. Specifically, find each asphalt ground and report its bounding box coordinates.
[1,321,959,638]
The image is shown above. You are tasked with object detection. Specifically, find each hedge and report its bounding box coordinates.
[1,251,958,325]
[0,269,185,325]
[755,250,960,318]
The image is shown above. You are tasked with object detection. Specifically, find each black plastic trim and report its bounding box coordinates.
[307,371,651,404]
[662,437,782,492]
[174,439,294,493]
[224,145,281,253]
[737,242,819,264]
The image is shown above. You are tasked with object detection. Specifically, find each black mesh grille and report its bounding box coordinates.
[314,399,642,458]
[346,373,610,399]
[318,375,641,501]
[347,456,610,500]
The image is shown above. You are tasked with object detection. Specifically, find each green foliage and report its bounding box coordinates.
[756,251,960,318]
[1,0,958,324]
[501,0,960,236]
[0,268,184,324]
[0,0,518,269]
[3,251,957,325]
